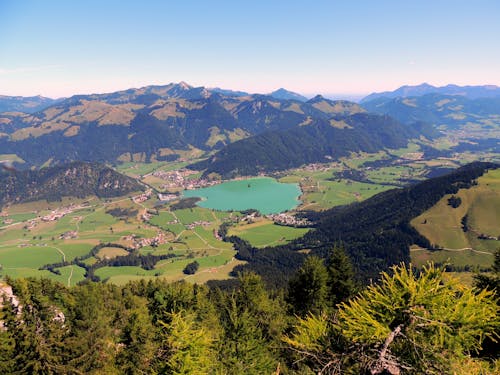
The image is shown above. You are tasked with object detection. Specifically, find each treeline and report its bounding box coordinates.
[1,250,498,374]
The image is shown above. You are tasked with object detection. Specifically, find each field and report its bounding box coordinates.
[228,218,309,247]
[0,193,239,285]
[2,146,498,287]
[411,168,500,269]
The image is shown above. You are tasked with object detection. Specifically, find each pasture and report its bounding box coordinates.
[228,219,309,248]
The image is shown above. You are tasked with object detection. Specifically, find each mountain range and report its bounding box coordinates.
[0,82,498,175]
[0,95,62,114]
[362,93,500,129]
[361,83,500,102]
[0,82,366,168]
[190,113,438,178]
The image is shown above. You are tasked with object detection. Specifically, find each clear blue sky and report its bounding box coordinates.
[1,0,499,98]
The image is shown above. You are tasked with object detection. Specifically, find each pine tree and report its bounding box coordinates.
[475,248,500,293]
[284,263,500,374]
[337,263,500,374]
[326,245,357,307]
[288,256,329,316]
[160,310,217,374]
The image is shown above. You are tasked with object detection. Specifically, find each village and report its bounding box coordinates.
[265,212,311,227]
[151,169,220,190]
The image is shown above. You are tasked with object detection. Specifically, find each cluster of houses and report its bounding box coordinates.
[132,189,152,204]
[152,169,219,190]
[157,193,178,202]
[41,203,88,222]
[266,213,311,227]
[185,221,211,230]
[122,231,168,249]
[59,231,78,240]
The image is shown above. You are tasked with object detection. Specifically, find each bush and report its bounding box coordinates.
[183,261,199,275]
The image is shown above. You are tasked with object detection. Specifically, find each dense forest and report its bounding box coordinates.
[0,162,143,206]
[1,250,498,374]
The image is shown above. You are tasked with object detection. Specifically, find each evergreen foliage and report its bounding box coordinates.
[0,263,498,374]
[285,263,500,374]
[287,256,329,316]
[183,261,200,275]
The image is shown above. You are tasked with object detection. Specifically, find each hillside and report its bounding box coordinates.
[0,83,379,168]
[0,95,61,114]
[410,168,500,269]
[190,113,438,178]
[361,83,500,102]
[228,162,499,285]
[362,93,500,130]
[0,162,143,205]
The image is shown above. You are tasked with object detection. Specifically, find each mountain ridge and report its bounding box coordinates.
[0,161,143,206]
[361,83,500,102]
[0,82,367,168]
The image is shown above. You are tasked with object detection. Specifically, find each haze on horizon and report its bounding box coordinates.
[1,0,499,99]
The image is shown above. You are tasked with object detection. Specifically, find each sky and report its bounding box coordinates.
[1,0,499,99]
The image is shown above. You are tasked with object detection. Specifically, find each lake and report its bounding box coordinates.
[182,177,301,214]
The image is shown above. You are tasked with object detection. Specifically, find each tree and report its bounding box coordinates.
[475,248,500,293]
[337,263,499,374]
[285,263,500,374]
[326,245,357,307]
[288,256,329,316]
[215,273,285,374]
[183,261,199,275]
[160,310,217,374]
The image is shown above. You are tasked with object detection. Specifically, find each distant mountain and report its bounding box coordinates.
[307,95,365,116]
[0,162,142,206]
[189,113,438,178]
[209,87,249,97]
[0,95,62,114]
[0,82,369,167]
[362,93,500,129]
[269,88,308,102]
[362,83,500,102]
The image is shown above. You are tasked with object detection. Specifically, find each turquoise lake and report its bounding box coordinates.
[182,177,301,214]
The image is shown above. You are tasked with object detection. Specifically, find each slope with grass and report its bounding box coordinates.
[411,168,500,269]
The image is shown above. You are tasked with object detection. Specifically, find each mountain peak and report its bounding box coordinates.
[178,81,192,90]
[269,88,308,102]
[307,94,326,103]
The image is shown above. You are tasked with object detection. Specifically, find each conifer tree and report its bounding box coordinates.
[288,256,329,316]
[326,245,357,307]
[285,263,500,374]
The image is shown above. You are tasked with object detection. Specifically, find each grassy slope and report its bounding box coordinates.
[228,218,309,248]
[411,168,500,268]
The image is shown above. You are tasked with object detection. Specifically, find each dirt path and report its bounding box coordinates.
[44,245,67,262]
[67,266,74,287]
[410,247,493,256]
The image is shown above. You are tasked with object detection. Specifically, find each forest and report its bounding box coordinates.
[1,248,498,374]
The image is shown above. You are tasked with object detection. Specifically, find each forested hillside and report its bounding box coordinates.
[190,113,438,177]
[0,162,143,206]
[0,259,498,374]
